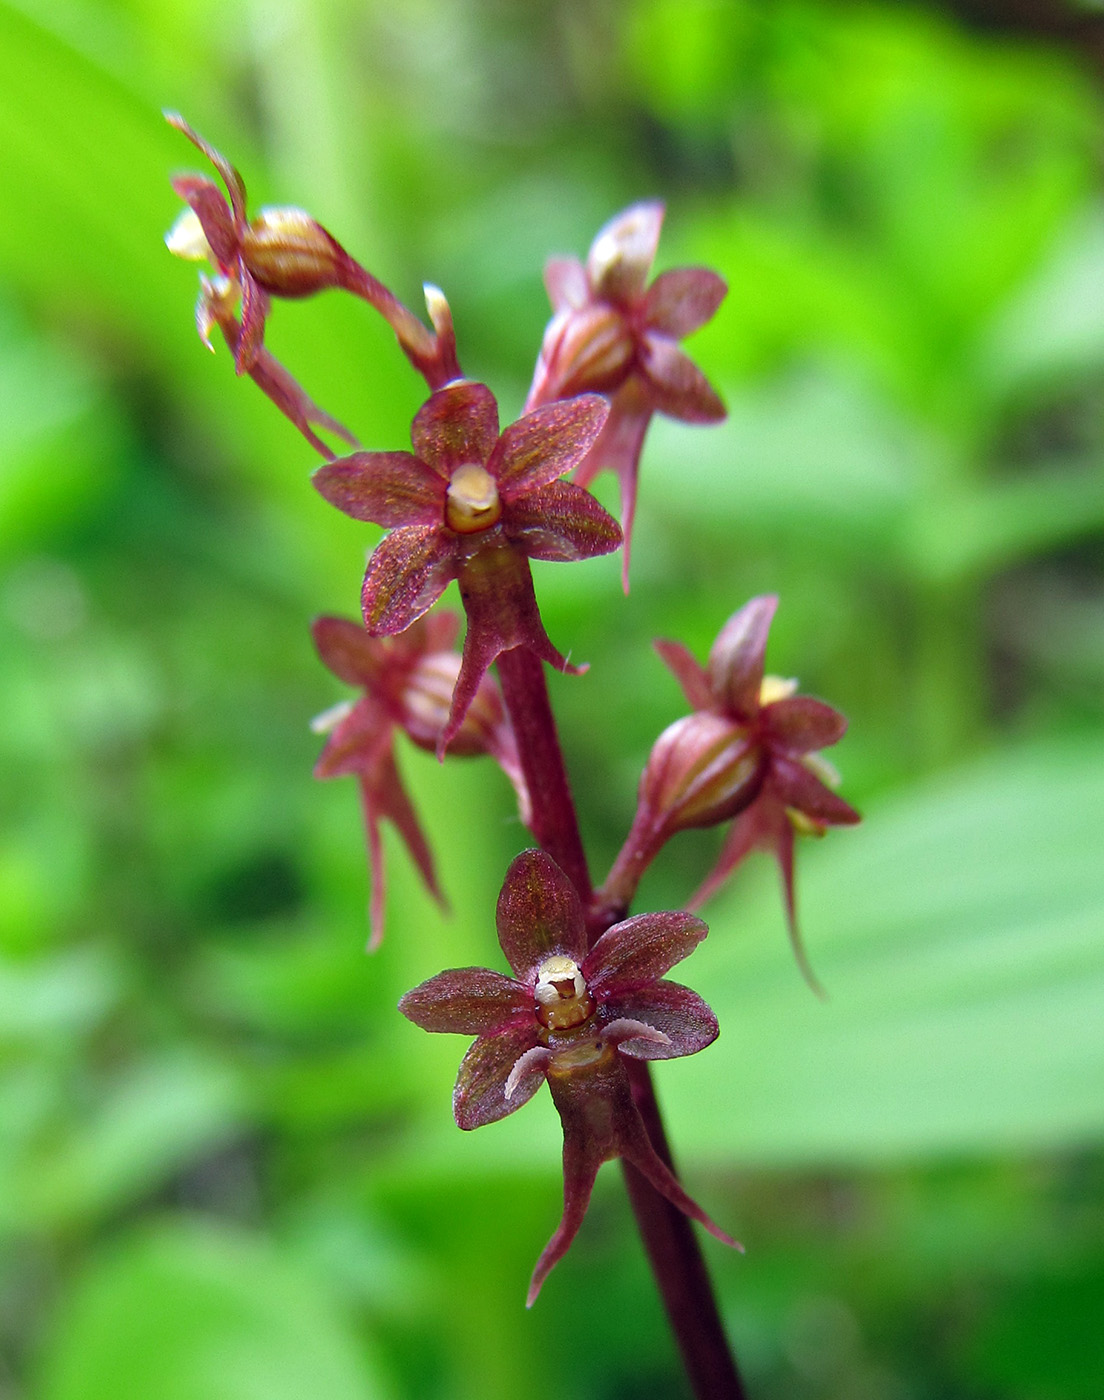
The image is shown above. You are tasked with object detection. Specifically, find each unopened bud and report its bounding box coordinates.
[537,304,634,399]
[240,207,342,297]
[639,712,764,834]
[400,651,506,757]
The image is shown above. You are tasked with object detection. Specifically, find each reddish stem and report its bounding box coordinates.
[494,643,746,1400]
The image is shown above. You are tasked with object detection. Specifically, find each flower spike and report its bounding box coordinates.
[526,202,727,589]
[399,850,737,1303]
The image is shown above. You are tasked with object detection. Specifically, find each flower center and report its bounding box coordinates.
[445,463,501,534]
[759,674,798,706]
[533,955,595,1030]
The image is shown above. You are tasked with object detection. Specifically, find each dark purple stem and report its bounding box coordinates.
[494,644,746,1400]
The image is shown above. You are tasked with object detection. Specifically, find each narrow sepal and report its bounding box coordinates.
[707,595,778,718]
[453,1025,544,1129]
[644,267,727,338]
[236,275,269,374]
[653,638,713,711]
[543,256,588,312]
[764,696,849,755]
[313,452,445,526]
[496,849,587,978]
[494,395,609,497]
[620,1108,740,1251]
[685,802,765,912]
[170,175,236,265]
[311,616,382,689]
[505,480,622,562]
[165,111,246,221]
[313,697,391,779]
[399,968,531,1034]
[601,981,718,1059]
[573,378,653,592]
[367,749,445,930]
[526,1121,602,1306]
[412,381,499,475]
[585,910,708,993]
[770,757,861,825]
[360,527,457,635]
[639,334,726,423]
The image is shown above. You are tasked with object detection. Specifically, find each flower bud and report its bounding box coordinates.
[639,712,764,835]
[399,651,506,758]
[536,304,635,399]
[239,207,343,297]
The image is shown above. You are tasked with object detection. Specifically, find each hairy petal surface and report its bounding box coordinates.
[505,480,622,562]
[412,381,499,475]
[361,527,457,635]
[585,910,708,993]
[453,1024,543,1130]
[313,452,444,526]
[644,267,728,338]
[494,395,609,496]
[496,849,587,979]
[399,968,531,1034]
[707,595,778,719]
[601,981,717,1059]
[639,335,725,423]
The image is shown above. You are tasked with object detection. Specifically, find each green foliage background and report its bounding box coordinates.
[1,1,1102,1396]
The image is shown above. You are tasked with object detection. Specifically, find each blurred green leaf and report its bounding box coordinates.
[668,739,1104,1166]
[36,1219,391,1400]
[20,1054,246,1228]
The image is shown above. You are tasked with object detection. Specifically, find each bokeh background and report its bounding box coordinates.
[2,0,1103,1396]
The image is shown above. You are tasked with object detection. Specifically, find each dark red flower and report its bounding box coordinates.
[312,612,528,948]
[526,202,726,587]
[602,597,859,992]
[166,113,460,387]
[312,381,620,754]
[399,849,737,1305]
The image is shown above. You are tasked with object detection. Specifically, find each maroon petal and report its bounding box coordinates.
[311,615,386,688]
[586,201,665,304]
[398,968,531,1034]
[639,334,725,423]
[685,801,770,913]
[764,697,849,755]
[601,981,718,1059]
[361,527,458,635]
[244,343,358,458]
[493,395,609,498]
[526,1121,602,1306]
[453,1024,545,1130]
[366,748,445,946]
[412,381,500,475]
[170,175,237,266]
[706,595,778,720]
[360,781,387,952]
[504,480,622,562]
[166,111,247,222]
[769,757,860,826]
[574,378,653,592]
[644,268,727,339]
[236,275,269,375]
[653,639,713,712]
[496,849,587,979]
[544,256,589,312]
[313,697,392,779]
[584,910,708,993]
[313,451,445,526]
